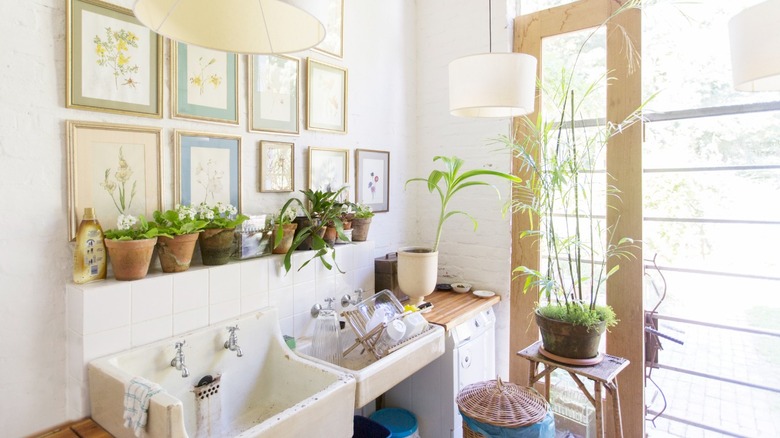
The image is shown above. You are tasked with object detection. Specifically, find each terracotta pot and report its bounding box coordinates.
[198,228,235,266]
[272,223,298,254]
[323,225,338,246]
[105,237,157,281]
[156,233,199,273]
[351,217,372,241]
[292,217,325,250]
[535,309,606,360]
[397,247,438,306]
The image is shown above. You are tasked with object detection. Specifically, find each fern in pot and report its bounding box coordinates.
[402,156,521,305]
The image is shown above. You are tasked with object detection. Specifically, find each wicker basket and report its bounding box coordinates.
[457,377,548,437]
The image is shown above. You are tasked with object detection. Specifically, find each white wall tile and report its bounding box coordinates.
[269,286,294,319]
[292,252,316,284]
[66,375,90,422]
[240,258,269,296]
[293,311,316,338]
[131,316,173,347]
[355,267,376,294]
[268,257,294,289]
[209,264,241,304]
[173,268,209,313]
[315,275,337,305]
[173,308,209,336]
[334,244,355,272]
[278,316,294,337]
[66,285,84,335]
[82,326,131,365]
[82,283,131,335]
[355,241,376,269]
[293,280,316,315]
[240,292,268,314]
[131,276,173,323]
[210,299,241,324]
[67,329,84,382]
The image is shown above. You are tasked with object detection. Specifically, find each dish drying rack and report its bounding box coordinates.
[341,289,434,360]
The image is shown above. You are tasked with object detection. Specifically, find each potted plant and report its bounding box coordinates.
[276,187,349,272]
[104,214,171,281]
[402,156,521,304]
[272,205,298,255]
[152,204,208,273]
[350,203,374,242]
[508,2,645,362]
[195,202,248,266]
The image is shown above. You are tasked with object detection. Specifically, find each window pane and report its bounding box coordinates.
[519,0,578,15]
[643,0,780,111]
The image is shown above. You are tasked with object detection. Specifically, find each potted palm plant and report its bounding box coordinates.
[402,156,521,305]
[104,214,171,281]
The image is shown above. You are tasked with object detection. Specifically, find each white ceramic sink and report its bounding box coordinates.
[88,308,356,438]
[300,323,445,408]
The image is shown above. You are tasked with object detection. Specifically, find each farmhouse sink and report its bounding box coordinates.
[88,308,356,438]
[299,324,445,408]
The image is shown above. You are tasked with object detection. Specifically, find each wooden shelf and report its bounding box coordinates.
[423,290,500,332]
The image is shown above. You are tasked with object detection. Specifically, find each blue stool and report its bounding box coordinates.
[369,408,420,438]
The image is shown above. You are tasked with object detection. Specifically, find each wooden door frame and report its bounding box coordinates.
[509,1,644,436]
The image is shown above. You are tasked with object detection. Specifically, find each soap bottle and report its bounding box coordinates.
[73,207,107,284]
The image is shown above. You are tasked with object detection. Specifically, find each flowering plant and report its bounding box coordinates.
[353,203,374,219]
[104,214,172,241]
[274,205,297,226]
[195,202,248,229]
[152,205,209,236]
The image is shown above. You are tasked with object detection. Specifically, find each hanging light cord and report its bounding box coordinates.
[488,0,493,53]
[258,0,274,53]
[155,0,183,32]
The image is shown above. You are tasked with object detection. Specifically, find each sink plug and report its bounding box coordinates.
[224,325,243,357]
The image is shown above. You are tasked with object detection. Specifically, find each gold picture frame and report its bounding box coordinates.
[306,59,348,134]
[66,121,162,241]
[259,141,295,192]
[174,130,243,211]
[313,0,345,59]
[308,147,349,193]
[249,54,300,135]
[66,0,163,118]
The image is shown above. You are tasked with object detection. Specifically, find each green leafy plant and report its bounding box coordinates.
[406,155,521,252]
[195,202,248,229]
[152,204,209,236]
[273,205,297,226]
[275,187,349,272]
[104,214,172,241]
[353,203,375,219]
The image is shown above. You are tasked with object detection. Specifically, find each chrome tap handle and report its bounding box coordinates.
[341,288,364,307]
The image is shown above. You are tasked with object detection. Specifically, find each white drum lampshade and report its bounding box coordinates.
[449,52,538,118]
[133,0,326,55]
[729,0,780,91]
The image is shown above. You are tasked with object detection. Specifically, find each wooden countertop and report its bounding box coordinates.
[423,290,500,331]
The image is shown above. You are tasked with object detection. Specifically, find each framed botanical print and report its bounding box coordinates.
[175,130,242,211]
[308,147,349,193]
[355,149,389,213]
[307,59,348,134]
[259,141,295,192]
[249,55,300,135]
[313,0,344,59]
[66,121,162,240]
[171,41,238,125]
[66,0,162,117]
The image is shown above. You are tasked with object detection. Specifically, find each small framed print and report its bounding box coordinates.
[307,59,347,134]
[171,41,238,125]
[355,149,389,213]
[66,0,162,117]
[259,141,295,193]
[308,147,349,192]
[313,0,344,59]
[66,121,162,240]
[249,55,300,135]
[175,130,242,211]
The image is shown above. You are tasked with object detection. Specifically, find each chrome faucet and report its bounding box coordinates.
[170,340,189,378]
[341,288,364,308]
[224,325,243,357]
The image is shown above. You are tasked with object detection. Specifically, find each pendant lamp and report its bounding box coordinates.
[448,0,537,117]
[729,0,780,91]
[133,0,326,55]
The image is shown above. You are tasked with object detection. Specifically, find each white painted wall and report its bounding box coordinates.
[0,0,517,435]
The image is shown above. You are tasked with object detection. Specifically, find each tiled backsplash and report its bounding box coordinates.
[65,242,375,420]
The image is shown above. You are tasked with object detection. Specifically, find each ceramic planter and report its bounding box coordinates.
[397,247,438,305]
[323,225,338,246]
[292,217,325,250]
[198,228,235,266]
[535,309,606,361]
[105,237,157,281]
[272,223,298,254]
[351,217,372,241]
[156,233,199,273]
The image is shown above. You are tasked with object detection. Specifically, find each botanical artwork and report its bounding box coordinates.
[315,0,344,58]
[176,132,241,210]
[67,121,161,240]
[361,158,384,204]
[80,9,151,105]
[260,141,294,192]
[172,42,237,124]
[186,45,226,109]
[250,55,299,134]
[307,59,347,133]
[309,148,348,192]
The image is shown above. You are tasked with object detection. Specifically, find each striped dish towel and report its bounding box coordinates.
[123,376,163,437]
